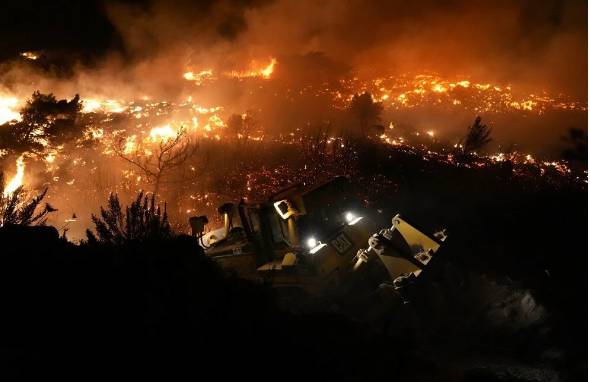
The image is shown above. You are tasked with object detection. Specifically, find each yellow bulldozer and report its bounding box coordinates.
[189,177,446,296]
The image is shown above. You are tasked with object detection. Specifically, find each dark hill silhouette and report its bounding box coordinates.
[0,139,586,381]
[0,226,431,380]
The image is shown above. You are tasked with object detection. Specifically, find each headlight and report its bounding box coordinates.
[345,211,355,223]
[274,199,297,219]
[345,211,363,226]
[306,236,327,254]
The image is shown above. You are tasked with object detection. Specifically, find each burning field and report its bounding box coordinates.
[0,1,587,380]
[0,56,586,240]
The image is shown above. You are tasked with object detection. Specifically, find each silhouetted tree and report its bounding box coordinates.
[349,92,383,132]
[227,114,244,138]
[462,116,492,154]
[115,126,197,195]
[0,91,83,155]
[86,191,172,245]
[561,128,587,163]
[226,111,258,142]
[0,175,55,226]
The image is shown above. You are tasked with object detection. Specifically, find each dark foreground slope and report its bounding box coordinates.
[0,227,428,381]
[0,145,587,381]
[348,144,588,381]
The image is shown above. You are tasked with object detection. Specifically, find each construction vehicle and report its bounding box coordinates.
[189,177,446,296]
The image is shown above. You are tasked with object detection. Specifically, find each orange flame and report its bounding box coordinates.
[0,96,21,124]
[3,155,25,197]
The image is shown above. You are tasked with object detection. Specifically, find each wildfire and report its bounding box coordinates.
[183,69,214,85]
[20,51,38,60]
[225,57,277,80]
[3,155,25,197]
[259,58,277,79]
[432,83,447,93]
[149,124,177,142]
[0,52,584,243]
[82,99,127,113]
[183,58,277,85]
[335,74,586,114]
[84,127,104,140]
[0,96,21,124]
[123,135,137,154]
[82,99,102,113]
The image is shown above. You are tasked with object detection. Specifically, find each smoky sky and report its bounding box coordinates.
[0,0,587,98]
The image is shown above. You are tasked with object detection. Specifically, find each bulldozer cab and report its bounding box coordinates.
[272,176,359,246]
[190,177,446,296]
[194,177,374,287]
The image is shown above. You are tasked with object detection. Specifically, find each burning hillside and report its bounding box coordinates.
[0,72,585,240]
[0,2,587,381]
[0,0,586,240]
[335,74,586,114]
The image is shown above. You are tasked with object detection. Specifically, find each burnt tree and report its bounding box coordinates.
[115,127,197,196]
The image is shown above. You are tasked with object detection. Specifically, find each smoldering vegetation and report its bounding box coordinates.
[0,0,587,155]
[0,1,587,380]
[0,129,586,380]
[0,89,585,242]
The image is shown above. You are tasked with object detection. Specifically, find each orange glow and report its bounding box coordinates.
[149,124,177,142]
[82,99,126,113]
[226,57,277,80]
[0,96,21,124]
[431,83,447,93]
[259,58,277,79]
[20,51,38,60]
[183,69,214,84]
[3,155,25,197]
[123,135,138,154]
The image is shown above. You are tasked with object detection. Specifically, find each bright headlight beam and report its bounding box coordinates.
[345,211,363,225]
[309,243,327,254]
[345,211,355,223]
[306,236,327,254]
[348,216,363,226]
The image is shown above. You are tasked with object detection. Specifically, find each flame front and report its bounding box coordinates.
[3,155,25,197]
[149,124,178,142]
[0,96,21,125]
[0,62,584,239]
[225,57,277,80]
[259,58,277,79]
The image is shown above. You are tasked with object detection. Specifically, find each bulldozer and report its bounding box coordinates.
[189,177,446,296]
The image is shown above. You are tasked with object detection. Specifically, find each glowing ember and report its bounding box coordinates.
[82,99,126,113]
[123,135,138,154]
[3,155,25,197]
[259,58,277,79]
[334,74,586,114]
[183,69,214,84]
[432,84,447,93]
[84,127,104,140]
[20,51,38,60]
